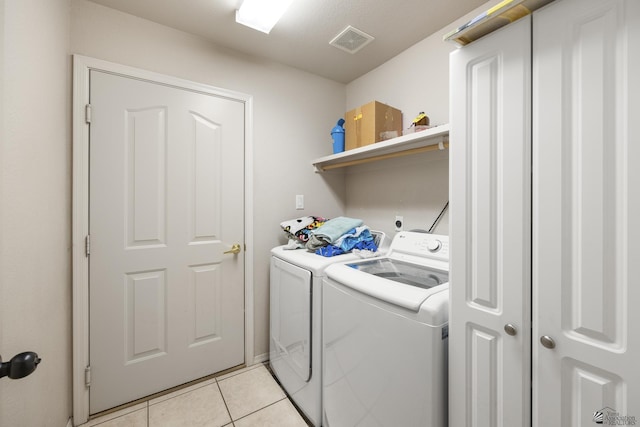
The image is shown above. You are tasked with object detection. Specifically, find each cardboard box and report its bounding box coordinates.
[345,101,403,150]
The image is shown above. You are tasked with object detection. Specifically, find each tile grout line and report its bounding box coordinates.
[217,363,295,425]
[215,362,272,422]
[89,363,283,427]
[215,377,235,425]
[229,397,291,424]
[264,363,313,426]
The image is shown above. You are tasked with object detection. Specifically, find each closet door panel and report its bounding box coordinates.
[449,16,532,427]
[533,0,640,424]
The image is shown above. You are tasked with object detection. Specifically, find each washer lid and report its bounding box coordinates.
[346,258,448,289]
[326,262,448,312]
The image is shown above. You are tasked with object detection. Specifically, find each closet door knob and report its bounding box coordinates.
[540,335,556,349]
[504,324,517,336]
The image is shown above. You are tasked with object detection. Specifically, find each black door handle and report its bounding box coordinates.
[0,352,41,380]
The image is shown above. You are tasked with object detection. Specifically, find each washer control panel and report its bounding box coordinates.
[390,231,450,262]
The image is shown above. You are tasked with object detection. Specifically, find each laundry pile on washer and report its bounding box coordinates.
[280,215,379,256]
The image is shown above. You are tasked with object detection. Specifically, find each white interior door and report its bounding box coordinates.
[449,16,532,427]
[533,0,640,424]
[88,70,245,413]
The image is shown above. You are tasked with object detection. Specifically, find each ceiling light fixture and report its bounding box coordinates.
[235,0,295,34]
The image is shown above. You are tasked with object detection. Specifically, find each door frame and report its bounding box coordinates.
[71,54,254,425]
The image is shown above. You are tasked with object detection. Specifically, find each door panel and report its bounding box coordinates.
[533,0,640,424]
[270,257,312,383]
[191,113,222,242]
[449,16,532,427]
[126,107,167,248]
[125,269,167,363]
[89,70,245,413]
[188,264,222,347]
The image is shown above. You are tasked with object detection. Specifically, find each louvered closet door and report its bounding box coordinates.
[449,16,532,427]
[532,0,640,424]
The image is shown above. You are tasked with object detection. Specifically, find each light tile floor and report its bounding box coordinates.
[81,363,310,427]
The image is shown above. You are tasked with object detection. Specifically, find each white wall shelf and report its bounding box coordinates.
[312,123,449,172]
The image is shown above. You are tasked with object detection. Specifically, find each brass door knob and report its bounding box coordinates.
[224,243,241,255]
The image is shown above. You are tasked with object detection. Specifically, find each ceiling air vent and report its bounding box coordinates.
[329,26,374,54]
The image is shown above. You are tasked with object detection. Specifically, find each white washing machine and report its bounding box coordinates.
[322,231,449,427]
[270,236,384,426]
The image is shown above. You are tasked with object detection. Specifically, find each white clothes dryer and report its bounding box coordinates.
[322,231,449,427]
[270,236,384,426]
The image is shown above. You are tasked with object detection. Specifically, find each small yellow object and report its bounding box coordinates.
[411,112,429,126]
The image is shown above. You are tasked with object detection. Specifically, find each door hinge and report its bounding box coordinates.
[84,365,91,388]
[85,235,91,257]
[85,104,92,124]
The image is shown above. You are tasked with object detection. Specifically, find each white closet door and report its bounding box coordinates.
[533,0,640,424]
[449,16,532,427]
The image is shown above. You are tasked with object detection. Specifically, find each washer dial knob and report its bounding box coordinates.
[427,239,442,252]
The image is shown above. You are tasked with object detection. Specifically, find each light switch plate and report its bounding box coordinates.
[296,195,304,210]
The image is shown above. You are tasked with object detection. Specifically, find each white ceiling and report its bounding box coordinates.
[87,0,487,83]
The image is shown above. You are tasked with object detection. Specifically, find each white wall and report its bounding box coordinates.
[70,0,347,360]
[346,0,502,128]
[0,1,72,426]
[344,0,501,237]
[344,150,450,237]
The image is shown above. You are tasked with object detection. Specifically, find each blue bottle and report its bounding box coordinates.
[331,118,345,154]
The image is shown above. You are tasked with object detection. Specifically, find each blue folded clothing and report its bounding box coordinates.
[310,216,363,244]
[335,226,373,252]
[315,239,378,257]
[315,245,345,257]
[315,227,378,257]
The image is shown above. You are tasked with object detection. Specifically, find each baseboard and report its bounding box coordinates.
[253,352,268,365]
[66,417,73,427]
